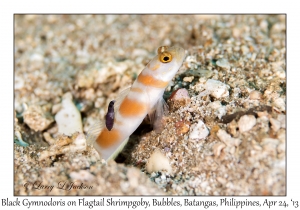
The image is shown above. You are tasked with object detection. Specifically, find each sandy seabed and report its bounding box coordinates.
[14,14,286,195]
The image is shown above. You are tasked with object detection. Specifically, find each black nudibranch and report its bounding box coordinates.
[105,100,115,131]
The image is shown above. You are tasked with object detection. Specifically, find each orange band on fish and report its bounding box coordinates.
[119,97,147,117]
[96,128,120,148]
[137,74,169,88]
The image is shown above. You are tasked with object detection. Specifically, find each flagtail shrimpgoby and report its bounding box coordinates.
[86,46,185,161]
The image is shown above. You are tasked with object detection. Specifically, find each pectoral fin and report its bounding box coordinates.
[147,97,169,133]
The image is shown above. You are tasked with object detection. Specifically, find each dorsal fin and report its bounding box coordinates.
[114,86,131,112]
[153,97,169,133]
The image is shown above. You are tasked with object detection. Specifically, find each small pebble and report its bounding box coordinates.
[77,71,94,88]
[216,58,230,70]
[200,181,209,189]
[213,142,226,157]
[257,111,269,118]
[146,150,172,174]
[277,142,285,154]
[262,138,279,145]
[127,168,140,188]
[23,105,54,132]
[273,98,285,112]
[169,88,190,101]
[169,88,191,110]
[251,53,257,61]
[241,45,249,55]
[183,76,194,83]
[199,79,229,99]
[238,115,256,133]
[208,101,222,109]
[175,121,190,135]
[155,178,161,184]
[51,103,62,115]
[217,129,241,147]
[217,177,227,185]
[260,20,268,31]
[132,48,148,58]
[262,138,279,157]
[276,68,286,79]
[70,170,95,181]
[208,101,227,119]
[15,76,25,90]
[270,118,281,132]
[249,90,262,100]
[227,120,238,136]
[277,129,285,143]
[14,130,29,147]
[189,120,209,140]
[43,132,55,145]
[120,181,130,193]
[216,106,226,119]
[277,114,286,128]
[30,53,44,70]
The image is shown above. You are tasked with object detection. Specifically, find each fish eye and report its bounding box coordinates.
[157,46,172,63]
[159,51,172,63]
